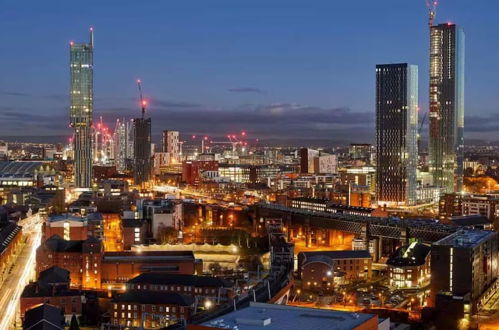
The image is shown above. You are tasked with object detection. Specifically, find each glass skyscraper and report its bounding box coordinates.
[376,64,418,206]
[70,29,94,188]
[429,23,465,193]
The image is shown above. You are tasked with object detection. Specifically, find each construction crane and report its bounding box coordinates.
[137,79,147,119]
[426,0,438,28]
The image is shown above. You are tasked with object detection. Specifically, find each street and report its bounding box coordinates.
[0,214,42,329]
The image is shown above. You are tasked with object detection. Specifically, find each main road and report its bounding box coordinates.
[0,213,42,329]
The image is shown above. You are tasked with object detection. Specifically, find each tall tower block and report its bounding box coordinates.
[70,28,94,188]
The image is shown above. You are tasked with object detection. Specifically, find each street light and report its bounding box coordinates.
[204,300,212,309]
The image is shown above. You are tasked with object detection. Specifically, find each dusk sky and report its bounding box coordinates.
[1,0,498,144]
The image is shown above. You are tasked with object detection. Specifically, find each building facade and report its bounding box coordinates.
[431,230,498,313]
[163,130,180,164]
[133,117,152,185]
[376,63,418,206]
[387,242,431,289]
[429,23,465,193]
[70,29,94,188]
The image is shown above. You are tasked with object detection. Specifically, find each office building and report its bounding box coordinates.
[376,63,418,206]
[70,28,94,188]
[431,230,498,313]
[429,23,465,193]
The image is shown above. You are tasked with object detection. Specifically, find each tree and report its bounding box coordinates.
[69,314,80,330]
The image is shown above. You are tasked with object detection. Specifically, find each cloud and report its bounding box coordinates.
[0,91,31,97]
[94,102,374,143]
[227,87,265,94]
[464,114,499,133]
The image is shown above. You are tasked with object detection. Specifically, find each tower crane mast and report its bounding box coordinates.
[137,79,147,119]
[426,0,438,28]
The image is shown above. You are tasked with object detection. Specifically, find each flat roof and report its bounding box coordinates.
[433,229,496,248]
[201,302,376,330]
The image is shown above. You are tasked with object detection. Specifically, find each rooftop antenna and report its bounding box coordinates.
[137,79,147,119]
[89,27,94,47]
[426,0,438,28]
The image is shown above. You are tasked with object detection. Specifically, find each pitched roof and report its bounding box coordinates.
[112,290,195,306]
[38,266,70,285]
[0,223,21,254]
[23,304,65,330]
[128,272,231,288]
[43,235,101,253]
[387,242,431,267]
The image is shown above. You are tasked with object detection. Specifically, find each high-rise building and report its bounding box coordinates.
[113,119,129,172]
[376,63,418,206]
[70,29,94,188]
[429,23,465,193]
[162,130,180,164]
[133,117,151,185]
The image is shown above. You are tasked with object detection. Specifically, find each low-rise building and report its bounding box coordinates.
[298,250,372,291]
[36,235,103,289]
[23,304,65,330]
[386,242,431,289]
[127,272,233,303]
[0,222,22,279]
[110,290,194,328]
[21,266,84,322]
[101,251,199,288]
[198,302,389,330]
[121,218,148,250]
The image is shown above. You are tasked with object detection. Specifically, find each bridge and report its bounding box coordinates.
[188,218,294,326]
[254,203,458,260]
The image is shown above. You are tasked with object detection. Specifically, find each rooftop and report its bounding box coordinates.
[299,250,371,261]
[200,302,379,330]
[387,242,431,267]
[128,273,231,288]
[112,290,194,306]
[433,229,496,248]
[23,303,64,330]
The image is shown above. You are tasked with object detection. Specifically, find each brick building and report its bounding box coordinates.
[121,218,148,250]
[36,236,198,290]
[127,272,233,303]
[36,235,103,289]
[110,290,195,328]
[439,193,499,228]
[101,251,198,289]
[43,214,89,241]
[21,266,84,322]
[298,250,372,291]
[0,222,22,278]
[182,161,218,184]
[386,242,431,289]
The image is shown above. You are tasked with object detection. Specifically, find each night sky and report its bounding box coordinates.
[0,0,498,145]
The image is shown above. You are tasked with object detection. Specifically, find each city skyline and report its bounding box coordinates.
[1,0,499,143]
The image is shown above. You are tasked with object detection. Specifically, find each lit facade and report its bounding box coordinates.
[70,29,94,188]
[429,23,465,193]
[376,63,418,206]
[162,130,180,164]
